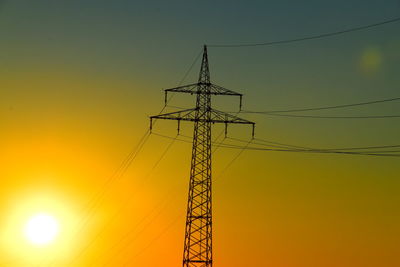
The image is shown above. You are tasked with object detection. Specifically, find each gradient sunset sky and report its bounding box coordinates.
[0,1,399,266]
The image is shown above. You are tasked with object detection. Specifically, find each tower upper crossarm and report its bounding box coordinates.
[165,83,242,96]
[164,82,244,109]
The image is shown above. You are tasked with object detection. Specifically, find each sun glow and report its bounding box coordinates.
[1,193,78,265]
[24,213,59,246]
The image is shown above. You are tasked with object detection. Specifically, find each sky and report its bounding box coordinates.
[0,0,399,266]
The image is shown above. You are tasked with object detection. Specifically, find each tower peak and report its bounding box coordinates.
[198,45,210,84]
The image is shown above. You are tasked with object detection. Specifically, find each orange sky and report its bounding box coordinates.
[1,1,400,266]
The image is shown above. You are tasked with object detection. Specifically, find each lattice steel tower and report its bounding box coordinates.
[150,45,254,267]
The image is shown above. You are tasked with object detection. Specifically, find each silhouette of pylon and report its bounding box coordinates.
[150,45,254,267]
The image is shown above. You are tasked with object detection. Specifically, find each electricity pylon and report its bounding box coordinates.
[150,45,255,267]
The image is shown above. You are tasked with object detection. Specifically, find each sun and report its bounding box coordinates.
[24,213,60,246]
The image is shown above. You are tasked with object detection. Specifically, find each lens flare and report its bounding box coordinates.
[360,46,382,74]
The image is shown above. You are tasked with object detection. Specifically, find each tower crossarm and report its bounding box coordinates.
[150,108,255,136]
[165,83,241,96]
[150,108,253,124]
[164,83,243,109]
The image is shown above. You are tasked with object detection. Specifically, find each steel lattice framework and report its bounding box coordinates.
[150,46,254,267]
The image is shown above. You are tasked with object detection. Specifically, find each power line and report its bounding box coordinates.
[208,16,400,47]
[232,136,311,150]
[153,132,400,157]
[218,141,400,156]
[230,136,400,154]
[213,142,400,157]
[251,113,400,119]
[156,131,400,152]
[241,96,400,114]
[226,145,400,157]
[170,96,400,119]
[240,136,400,151]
